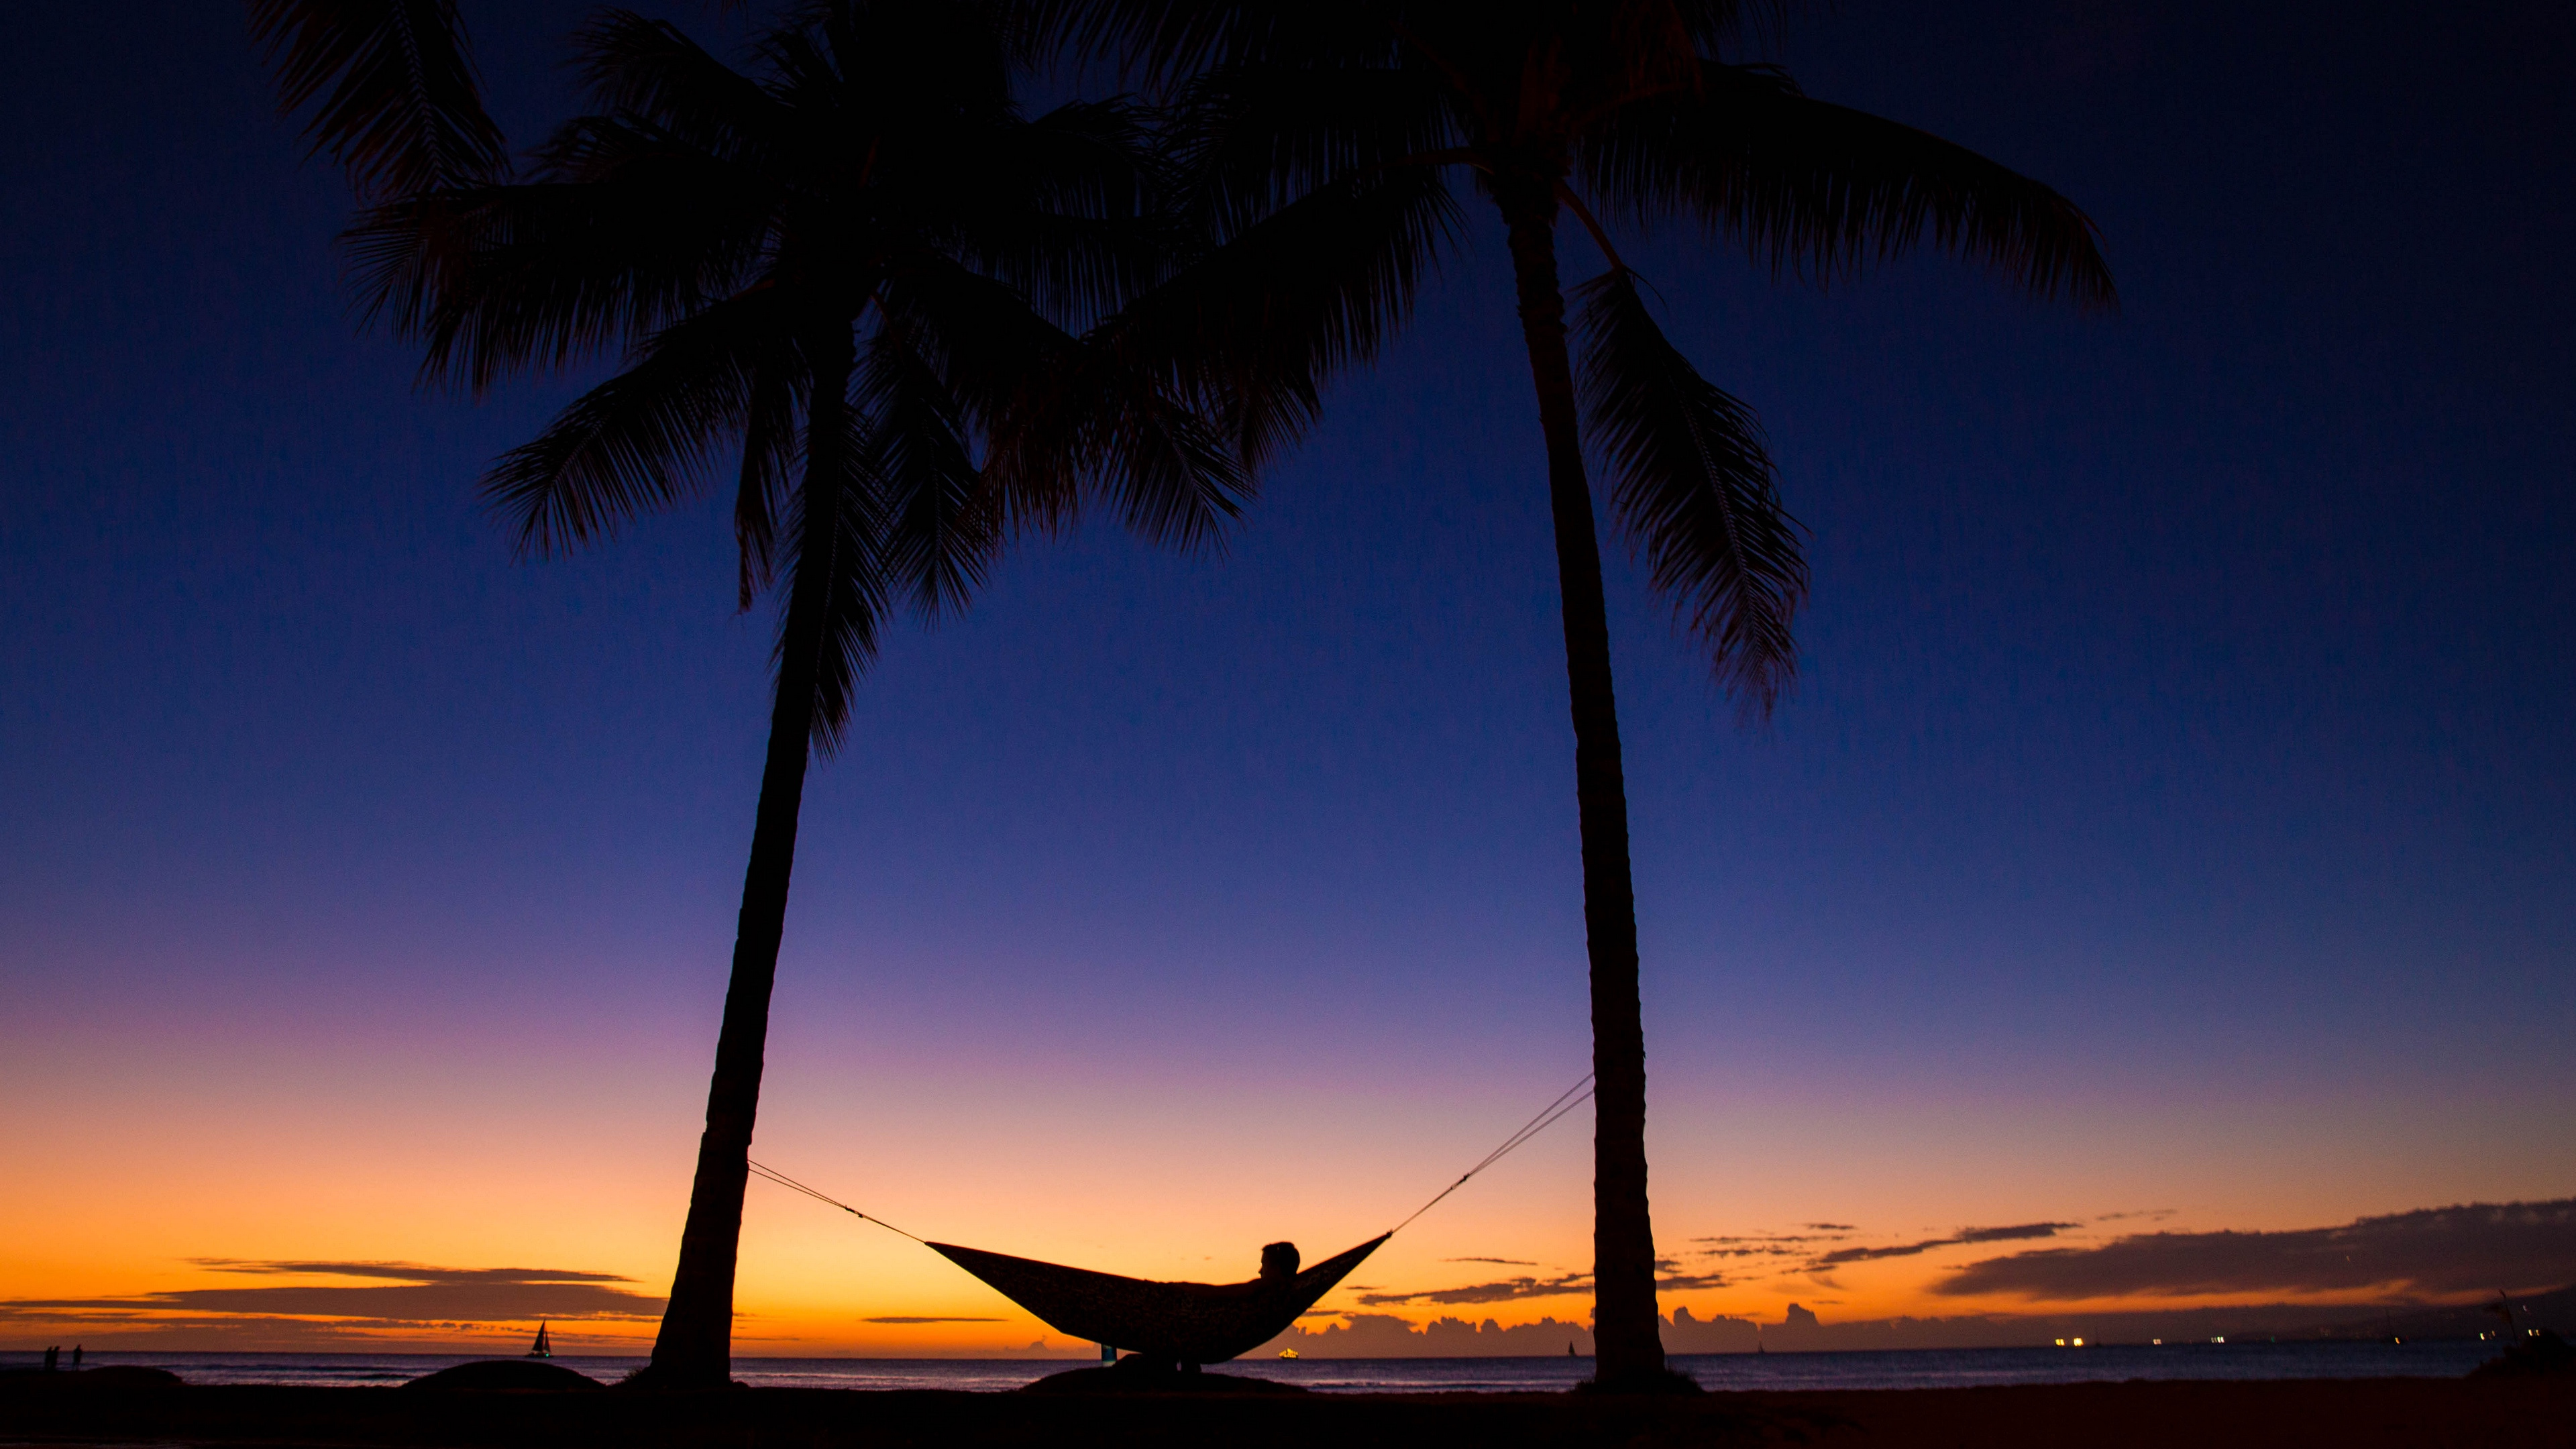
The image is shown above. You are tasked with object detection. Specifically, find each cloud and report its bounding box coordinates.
[1690,1230,1854,1260]
[1935,1198,2576,1301]
[1265,1313,1603,1358]
[1956,1224,2076,1244]
[1803,1224,1858,1232]
[863,1316,1004,1325]
[189,1258,639,1287]
[1810,1223,2076,1268]
[1351,1263,1732,1307]
[1358,1273,1593,1307]
[1444,1257,1538,1266]
[0,1259,663,1335]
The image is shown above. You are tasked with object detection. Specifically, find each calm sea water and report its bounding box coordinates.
[0,1342,2498,1392]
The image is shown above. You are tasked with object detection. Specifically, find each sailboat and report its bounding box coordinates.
[525,1323,553,1359]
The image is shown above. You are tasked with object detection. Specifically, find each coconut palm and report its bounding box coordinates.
[281,1,1242,1387]
[1049,0,2115,1389]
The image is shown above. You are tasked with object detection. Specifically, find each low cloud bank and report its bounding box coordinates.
[1267,1307,1762,1358]
[1263,1313,1600,1357]
[0,1258,663,1349]
[1936,1199,2576,1301]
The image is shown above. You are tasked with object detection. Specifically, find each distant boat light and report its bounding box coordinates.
[2072,1338,2084,1346]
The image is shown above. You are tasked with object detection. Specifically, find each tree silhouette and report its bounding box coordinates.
[1051,0,2114,1389]
[272,1,1242,1387]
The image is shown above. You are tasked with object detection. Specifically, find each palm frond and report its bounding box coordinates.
[802,497,890,755]
[1081,364,1250,551]
[1580,62,2116,307]
[786,411,891,757]
[1163,62,1458,233]
[877,250,1083,434]
[938,98,1173,331]
[574,9,790,167]
[250,0,506,196]
[1034,0,1406,89]
[876,248,1244,552]
[482,293,793,555]
[734,364,804,610]
[1669,0,1778,54]
[346,144,777,392]
[1117,163,1461,470]
[1572,267,1805,712]
[857,324,997,621]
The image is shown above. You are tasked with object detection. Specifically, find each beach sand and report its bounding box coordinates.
[3,1372,2568,1447]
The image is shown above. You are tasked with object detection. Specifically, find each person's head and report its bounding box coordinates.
[1260,1242,1300,1280]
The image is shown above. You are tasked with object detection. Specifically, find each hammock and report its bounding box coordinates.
[926,1234,1389,1364]
[748,1073,1593,1365]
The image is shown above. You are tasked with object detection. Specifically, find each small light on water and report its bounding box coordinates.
[2152,1338,2162,1345]
[2054,1338,2066,1346]
[2072,1338,2084,1347]
[2210,1336,2225,1344]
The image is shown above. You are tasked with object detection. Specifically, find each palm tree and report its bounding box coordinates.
[270,1,1243,1388]
[1051,0,2114,1390]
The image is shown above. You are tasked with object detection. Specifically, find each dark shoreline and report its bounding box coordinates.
[5,1375,2570,1448]
[0,1337,2509,1393]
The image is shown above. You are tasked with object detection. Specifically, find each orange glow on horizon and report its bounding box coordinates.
[9,945,2568,1357]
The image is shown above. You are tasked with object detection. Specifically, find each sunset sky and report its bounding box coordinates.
[4,1,2572,1356]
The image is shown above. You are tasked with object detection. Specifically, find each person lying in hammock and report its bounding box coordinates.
[930,1232,1388,1369]
[1176,1242,1301,1300]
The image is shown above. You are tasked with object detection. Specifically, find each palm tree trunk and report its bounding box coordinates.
[1494,179,1666,1390]
[643,331,855,1389]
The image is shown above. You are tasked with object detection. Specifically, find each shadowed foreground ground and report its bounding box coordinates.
[2,1375,2569,1448]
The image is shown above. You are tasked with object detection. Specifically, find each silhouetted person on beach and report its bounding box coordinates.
[70,1346,81,1368]
[43,1347,58,1372]
[1124,1240,1305,1370]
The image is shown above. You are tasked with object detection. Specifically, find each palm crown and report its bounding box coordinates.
[1099,0,2111,701]
[351,6,1241,743]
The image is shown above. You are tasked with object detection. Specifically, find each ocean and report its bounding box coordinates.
[0,1341,2500,1392]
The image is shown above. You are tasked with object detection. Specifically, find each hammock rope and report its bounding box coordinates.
[1389,1071,1595,1234]
[746,1159,925,1243]
[749,1069,1595,1245]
